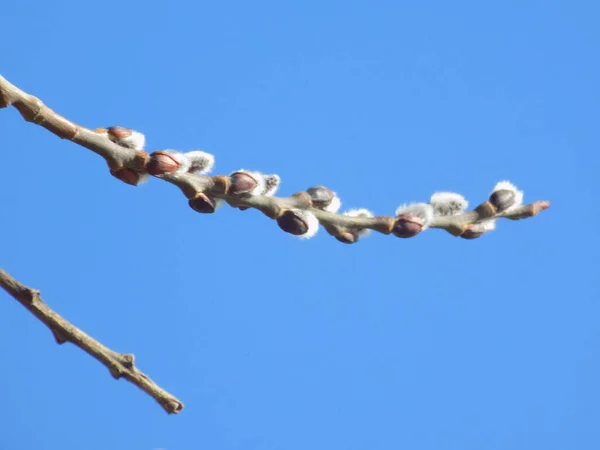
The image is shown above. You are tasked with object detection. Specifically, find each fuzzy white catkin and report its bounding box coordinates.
[262,174,281,196]
[118,130,145,151]
[136,172,150,185]
[297,210,320,240]
[186,151,215,175]
[324,195,342,213]
[471,220,497,233]
[343,208,374,218]
[430,192,468,216]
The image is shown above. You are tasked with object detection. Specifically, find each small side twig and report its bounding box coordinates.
[0,268,183,414]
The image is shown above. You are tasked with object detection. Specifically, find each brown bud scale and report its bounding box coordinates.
[107,126,132,140]
[110,167,142,186]
[277,210,308,235]
[147,151,180,176]
[189,193,217,214]
[229,172,258,195]
[392,215,423,238]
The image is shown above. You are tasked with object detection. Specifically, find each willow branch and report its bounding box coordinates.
[0,74,549,242]
[0,268,183,414]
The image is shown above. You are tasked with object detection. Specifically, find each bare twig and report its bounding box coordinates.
[0,268,183,414]
[0,74,549,243]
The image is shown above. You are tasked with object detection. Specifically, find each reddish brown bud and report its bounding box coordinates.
[459,221,496,239]
[189,193,217,214]
[460,228,484,240]
[335,231,358,244]
[489,189,516,212]
[106,126,133,140]
[229,171,258,195]
[146,151,181,176]
[277,210,309,235]
[392,215,424,238]
[110,167,144,186]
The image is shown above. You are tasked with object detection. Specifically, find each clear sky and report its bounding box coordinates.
[1,1,599,449]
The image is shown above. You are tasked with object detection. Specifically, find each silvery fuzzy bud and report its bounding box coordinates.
[95,126,146,151]
[186,151,215,175]
[306,186,341,213]
[430,192,469,216]
[489,181,523,213]
[460,220,496,239]
[262,174,281,197]
[276,209,320,239]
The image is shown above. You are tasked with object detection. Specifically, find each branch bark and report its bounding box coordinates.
[0,268,183,414]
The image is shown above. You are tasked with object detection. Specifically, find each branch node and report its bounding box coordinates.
[372,216,396,235]
[51,329,69,344]
[473,201,496,219]
[290,191,313,209]
[120,353,135,369]
[109,365,124,379]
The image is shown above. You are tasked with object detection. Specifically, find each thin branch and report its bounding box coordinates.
[0,268,183,414]
[0,74,549,244]
[0,74,550,414]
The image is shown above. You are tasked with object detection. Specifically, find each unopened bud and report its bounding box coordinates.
[96,126,146,151]
[229,171,260,195]
[395,202,434,232]
[276,209,319,239]
[460,220,496,239]
[146,151,181,176]
[489,181,523,213]
[334,231,358,244]
[188,193,218,214]
[489,189,516,212]
[306,186,341,213]
[392,215,424,238]
[110,167,149,186]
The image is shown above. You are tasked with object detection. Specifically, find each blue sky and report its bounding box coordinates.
[1,0,599,449]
